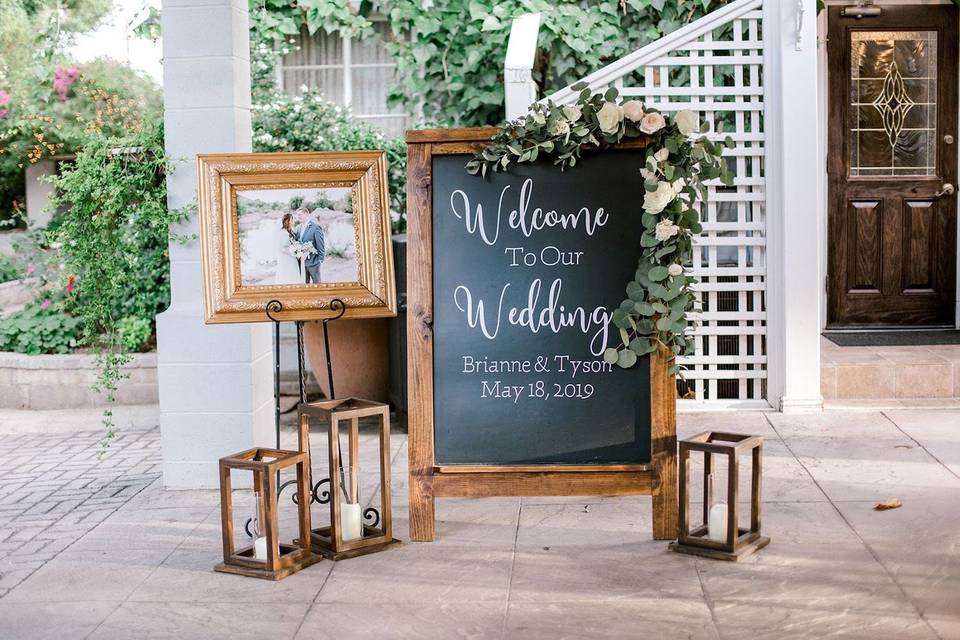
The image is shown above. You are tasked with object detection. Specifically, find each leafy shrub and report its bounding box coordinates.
[0,294,82,355]
[47,122,178,431]
[0,256,20,284]
[288,195,304,209]
[325,243,349,259]
[252,89,408,232]
[250,0,734,129]
[0,58,162,224]
[384,0,734,127]
[117,315,152,352]
[49,122,174,348]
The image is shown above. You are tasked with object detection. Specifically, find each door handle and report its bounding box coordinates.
[934,183,955,198]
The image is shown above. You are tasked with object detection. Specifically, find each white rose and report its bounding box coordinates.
[672,177,686,192]
[675,110,699,136]
[640,167,656,181]
[622,99,644,122]
[552,119,570,136]
[654,147,669,162]
[654,219,681,242]
[562,105,582,122]
[643,181,677,214]
[668,263,684,277]
[596,101,623,134]
[639,111,667,135]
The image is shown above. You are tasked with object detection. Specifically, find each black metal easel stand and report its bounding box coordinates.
[262,299,347,511]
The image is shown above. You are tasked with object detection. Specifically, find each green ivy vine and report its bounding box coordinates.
[468,85,735,370]
[248,0,734,127]
[48,122,183,444]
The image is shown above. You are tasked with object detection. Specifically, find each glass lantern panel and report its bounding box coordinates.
[848,30,937,177]
[227,466,303,564]
[227,471,274,563]
[310,415,388,542]
[686,448,733,539]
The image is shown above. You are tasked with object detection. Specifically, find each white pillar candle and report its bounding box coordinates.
[708,503,729,542]
[340,502,363,541]
[253,535,268,561]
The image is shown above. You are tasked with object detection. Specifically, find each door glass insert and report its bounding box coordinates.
[849,30,937,177]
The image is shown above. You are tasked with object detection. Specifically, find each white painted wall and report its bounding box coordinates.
[24,161,56,229]
[158,0,273,488]
[504,13,541,120]
[763,0,824,411]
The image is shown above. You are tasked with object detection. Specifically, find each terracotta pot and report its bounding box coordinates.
[302,318,391,403]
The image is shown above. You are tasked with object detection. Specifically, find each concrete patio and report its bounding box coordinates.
[0,408,958,639]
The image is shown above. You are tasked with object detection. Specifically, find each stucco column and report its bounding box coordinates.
[157,0,273,487]
[763,0,824,412]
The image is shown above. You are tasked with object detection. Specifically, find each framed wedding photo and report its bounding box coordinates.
[196,151,397,323]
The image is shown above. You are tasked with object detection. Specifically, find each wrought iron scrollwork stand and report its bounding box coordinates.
[245,299,380,538]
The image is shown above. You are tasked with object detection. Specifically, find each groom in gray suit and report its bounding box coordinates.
[296,208,326,284]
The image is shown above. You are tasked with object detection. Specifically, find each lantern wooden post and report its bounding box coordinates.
[670,431,769,561]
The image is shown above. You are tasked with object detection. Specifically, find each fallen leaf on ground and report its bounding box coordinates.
[874,498,903,511]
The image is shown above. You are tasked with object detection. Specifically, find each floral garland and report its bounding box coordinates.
[467,84,734,372]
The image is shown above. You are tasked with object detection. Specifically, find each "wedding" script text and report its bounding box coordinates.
[453,278,612,357]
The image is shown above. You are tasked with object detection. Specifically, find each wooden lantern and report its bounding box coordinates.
[669,431,770,561]
[215,447,322,580]
[299,397,399,560]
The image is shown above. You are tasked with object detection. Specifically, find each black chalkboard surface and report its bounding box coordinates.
[431,151,651,465]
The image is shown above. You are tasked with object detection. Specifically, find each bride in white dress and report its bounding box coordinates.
[274,213,304,284]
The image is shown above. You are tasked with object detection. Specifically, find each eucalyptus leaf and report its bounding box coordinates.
[617,349,638,369]
[634,301,655,316]
[630,338,657,355]
[611,308,632,329]
[648,266,669,281]
[603,348,619,365]
[648,282,670,299]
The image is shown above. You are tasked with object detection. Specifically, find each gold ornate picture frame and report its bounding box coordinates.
[197,151,397,323]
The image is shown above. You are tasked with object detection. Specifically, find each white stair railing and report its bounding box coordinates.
[545,0,768,405]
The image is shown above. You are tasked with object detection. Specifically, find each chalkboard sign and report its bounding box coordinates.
[432,151,650,465]
[406,129,677,542]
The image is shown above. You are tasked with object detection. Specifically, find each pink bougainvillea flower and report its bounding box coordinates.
[52,66,81,101]
[40,299,51,310]
[66,274,76,293]
[0,88,9,118]
[26,263,35,274]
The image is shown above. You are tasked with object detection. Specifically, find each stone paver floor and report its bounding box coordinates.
[0,428,160,599]
[0,409,958,639]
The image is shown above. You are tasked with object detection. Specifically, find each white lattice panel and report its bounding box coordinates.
[545,0,767,404]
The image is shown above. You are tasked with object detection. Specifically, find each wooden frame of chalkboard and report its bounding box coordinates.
[406,128,678,542]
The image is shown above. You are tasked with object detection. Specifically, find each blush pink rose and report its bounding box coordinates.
[621,100,644,122]
[639,112,667,135]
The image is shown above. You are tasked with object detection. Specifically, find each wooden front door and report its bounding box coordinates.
[828,6,958,327]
